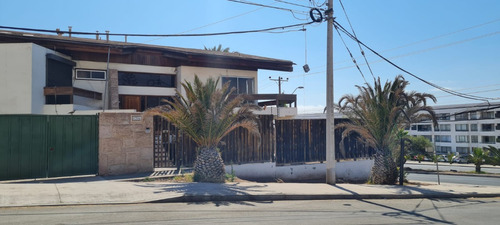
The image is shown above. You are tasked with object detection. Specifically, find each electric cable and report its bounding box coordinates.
[0,22,315,38]
[338,0,375,80]
[333,23,368,83]
[334,20,499,102]
[227,0,308,15]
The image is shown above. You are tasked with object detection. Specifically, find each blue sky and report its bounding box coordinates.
[1,0,499,113]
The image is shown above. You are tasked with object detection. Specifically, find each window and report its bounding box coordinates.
[456,147,470,154]
[481,111,495,119]
[417,124,432,131]
[455,113,468,121]
[118,72,176,88]
[45,54,75,104]
[455,135,469,143]
[470,112,480,120]
[436,113,450,121]
[470,124,478,131]
[471,135,478,143]
[76,69,106,80]
[481,136,496,144]
[411,125,417,130]
[481,124,494,132]
[455,124,468,132]
[119,95,172,112]
[435,135,451,143]
[421,135,432,142]
[222,77,255,94]
[436,146,451,153]
[437,124,450,131]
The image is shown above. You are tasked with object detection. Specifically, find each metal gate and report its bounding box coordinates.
[0,115,99,181]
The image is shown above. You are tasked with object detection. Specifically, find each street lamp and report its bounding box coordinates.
[291,86,304,94]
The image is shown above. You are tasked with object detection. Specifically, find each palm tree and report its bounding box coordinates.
[469,147,489,173]
[204,44,230,52]
[337,75,437,184]
[149,75,259,182]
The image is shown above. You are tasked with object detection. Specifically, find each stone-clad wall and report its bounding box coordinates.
[99,112,154,175]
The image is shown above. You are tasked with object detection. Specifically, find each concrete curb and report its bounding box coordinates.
[407,170,500,178]
[149,193,500,203]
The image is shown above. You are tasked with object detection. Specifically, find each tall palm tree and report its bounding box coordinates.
[337,75,437,184]
[204,44,230,52]
[149,75,259,182]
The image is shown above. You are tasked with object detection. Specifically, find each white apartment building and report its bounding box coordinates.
[407,102,500,154]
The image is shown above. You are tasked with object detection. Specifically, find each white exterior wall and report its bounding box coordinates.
[408,103,500,154]
[0,43,33,114]
[0,43,65,114]
[225,159,373,182]
[177,66,257,96]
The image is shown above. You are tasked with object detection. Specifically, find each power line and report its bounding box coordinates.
[333,23,368,83]
[273,0,315,9]
[301,17,500,71]
[286,29,500,79]
[143,5,268,43]
[0,22,315,38]
[338,0,375,80]
[333,20,499,102]
[227,0,308,15]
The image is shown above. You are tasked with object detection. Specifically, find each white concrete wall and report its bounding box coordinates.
[254,106,298,117]
[0,43,33,114]
[177,66,257,97]
[225,159,374,182]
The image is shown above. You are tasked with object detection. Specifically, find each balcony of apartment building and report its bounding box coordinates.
[496,111,500,119]
[481,136,496,144]
[417,124,432,132]
[481,124,495,132]
[454,112,469,121]
[481,111,495,120]
[455,124,469,132]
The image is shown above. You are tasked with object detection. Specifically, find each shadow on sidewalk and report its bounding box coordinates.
[135,182,274,206]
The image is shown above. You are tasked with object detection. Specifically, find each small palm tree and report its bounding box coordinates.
[469,147,489,173]
[337,75,437,184]
[149,75,259,182]
[204,44,230,52]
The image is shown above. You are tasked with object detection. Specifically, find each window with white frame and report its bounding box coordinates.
[222,77,255,94]
[470,124,478,131]
[455,124,469,132]
[76,69,106,80]
[436,146,451,153]
[456,135,469,143]
[438,124,450,131]
[456,147,470,154]
[471,135,478,143]
[481,111,495,119]
[435,135,451,143]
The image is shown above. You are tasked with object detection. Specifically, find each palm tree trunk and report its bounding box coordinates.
[475,164,481,173]
[193,147,226,183]
[370,150,398,184]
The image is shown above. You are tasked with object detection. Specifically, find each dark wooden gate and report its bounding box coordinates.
[0,115,99,181]
[153,115,275,168]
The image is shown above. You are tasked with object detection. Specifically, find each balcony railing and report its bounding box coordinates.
[239,94,297,107]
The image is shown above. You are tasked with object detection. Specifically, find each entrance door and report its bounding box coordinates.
[121,95,142,112]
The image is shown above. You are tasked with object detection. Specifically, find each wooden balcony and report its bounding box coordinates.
[44,86,102,101]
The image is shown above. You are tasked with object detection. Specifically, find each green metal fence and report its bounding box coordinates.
[0,115,98,181]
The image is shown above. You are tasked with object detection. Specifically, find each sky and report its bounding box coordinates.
[1,0,499,114]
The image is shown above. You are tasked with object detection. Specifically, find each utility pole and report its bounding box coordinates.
[269,76,288,94]
[325,0,336,185]
[269,76,289,118]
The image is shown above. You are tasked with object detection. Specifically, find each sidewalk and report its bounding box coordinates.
[1,174,500,208]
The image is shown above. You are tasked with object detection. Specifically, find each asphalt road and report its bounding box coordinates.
[405,162,500,174]
[407,173,500,186]
[1,198,499,225]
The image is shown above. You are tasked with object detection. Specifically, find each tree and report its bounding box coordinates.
[204,44,230,52]
[485,145,500,166]
[469,147,489,173]
[337,75,437,184]
[406,136,432,157]
[149,75,259,182]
